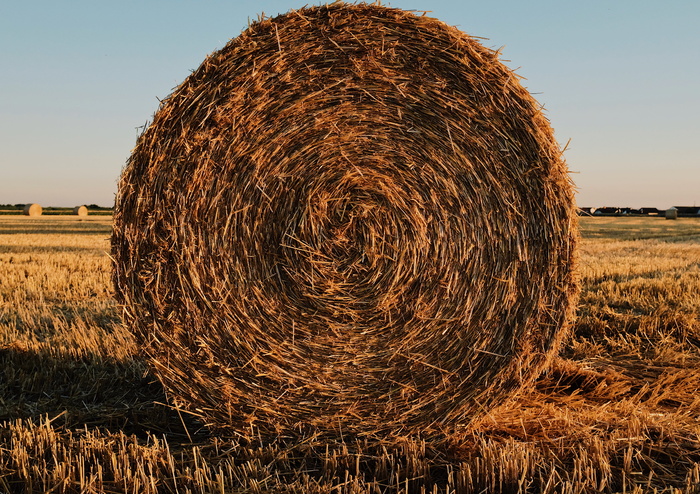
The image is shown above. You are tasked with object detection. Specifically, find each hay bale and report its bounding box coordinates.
[112,3,578,440]
[665,207,678,220]
[23,204,42,216]
[73,205,88,216]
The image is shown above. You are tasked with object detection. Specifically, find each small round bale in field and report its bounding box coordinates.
[112,3,579,440]
[23,204,42,216]
[73,205,88,216]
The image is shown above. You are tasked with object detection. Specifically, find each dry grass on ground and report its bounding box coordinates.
[0,216,699,493]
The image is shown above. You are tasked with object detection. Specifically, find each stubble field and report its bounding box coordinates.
[0,215,699,493]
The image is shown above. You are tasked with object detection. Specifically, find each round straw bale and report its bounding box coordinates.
[112,3,578,440]
[73,205,88,216]
[23,203,42,216]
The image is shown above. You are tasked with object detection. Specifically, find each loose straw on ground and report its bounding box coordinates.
[112,2,578,441]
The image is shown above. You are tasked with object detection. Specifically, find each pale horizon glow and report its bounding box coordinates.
[1,1,698,209]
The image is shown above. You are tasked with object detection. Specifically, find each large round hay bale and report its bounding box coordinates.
[23,204,42,216]
[113,3,578,440]
[73,205,88,216]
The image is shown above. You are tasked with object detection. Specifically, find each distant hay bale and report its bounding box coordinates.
[73,205,88,216]
[23,204,42,216]
[112,3,578,440]
[665,208,678,220]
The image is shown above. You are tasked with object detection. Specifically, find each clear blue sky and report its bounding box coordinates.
[1,1,698,208]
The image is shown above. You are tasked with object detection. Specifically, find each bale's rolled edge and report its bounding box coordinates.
[23,204,42,216]
[73,205,89,216]
[112,2,579,441]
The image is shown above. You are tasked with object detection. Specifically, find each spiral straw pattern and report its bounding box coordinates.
[112,3,578,440]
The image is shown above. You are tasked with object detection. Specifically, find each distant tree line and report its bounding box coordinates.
[0,203,113,210]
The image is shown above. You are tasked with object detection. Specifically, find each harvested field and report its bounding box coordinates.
[1,216,699,492]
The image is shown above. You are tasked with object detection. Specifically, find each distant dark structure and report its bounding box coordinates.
[593,207,621,216]
[578,206,697,217]
[619,207,641,215]
[673,206,700,217]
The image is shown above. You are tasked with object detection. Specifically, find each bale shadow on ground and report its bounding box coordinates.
[0,345,208,442]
